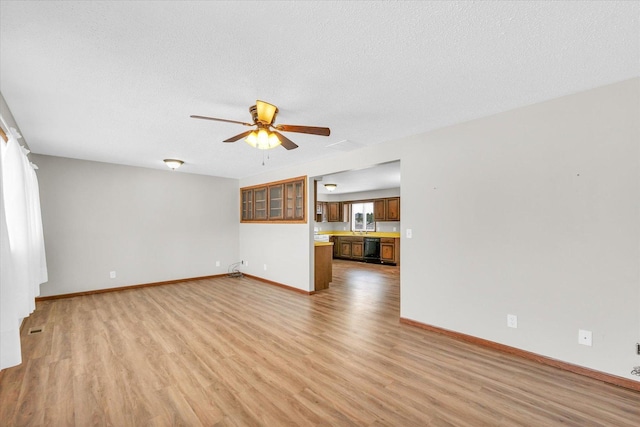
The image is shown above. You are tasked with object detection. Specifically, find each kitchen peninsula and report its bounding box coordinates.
[314,241,333,291]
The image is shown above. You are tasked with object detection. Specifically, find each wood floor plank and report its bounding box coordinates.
[1,260,639,426]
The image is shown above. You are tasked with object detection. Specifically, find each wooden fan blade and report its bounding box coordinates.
[223,130,254,143]
[274,124,330,136]
[256,100,278,124]
[272,131,298,150]
[191,115,253,127]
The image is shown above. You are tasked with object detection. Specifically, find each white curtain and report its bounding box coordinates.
[0,127,48,370]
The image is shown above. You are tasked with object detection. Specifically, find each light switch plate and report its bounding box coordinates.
[406,229,412,239]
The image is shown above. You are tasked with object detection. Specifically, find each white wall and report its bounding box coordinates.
[401,78,639,380]
[33,155,240,296]
[239,78,639,381]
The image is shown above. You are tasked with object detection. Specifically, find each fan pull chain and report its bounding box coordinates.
[262,150,265,166]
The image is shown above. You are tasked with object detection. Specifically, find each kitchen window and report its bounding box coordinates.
[351,202,375,232]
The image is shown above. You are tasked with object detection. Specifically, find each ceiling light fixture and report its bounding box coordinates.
[164,159,184,170]
[324,183,337,192]
[245,128,282,150]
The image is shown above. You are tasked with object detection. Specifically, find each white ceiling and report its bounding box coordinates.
[317,161,400,195]
[0,1,638,179]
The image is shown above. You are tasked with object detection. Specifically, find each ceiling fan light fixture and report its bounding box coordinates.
[257,128,269,148]
[245,131,258,147]
[268,132,281,149]
[245,129,281,150]
[324,183,337,192]
[164,159,184,170]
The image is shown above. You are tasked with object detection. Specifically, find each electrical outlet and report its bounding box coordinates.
[215,261,220,267]
[579,329,592,346]
[244,260,248,267]
[393,227,397,232]
[109,271,116,279]
[507,314,517,328]
[406,229,412,239]
[263,264,267,271]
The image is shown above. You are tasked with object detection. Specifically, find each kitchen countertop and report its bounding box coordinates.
[314,241,335,247]
[317,231,401,238]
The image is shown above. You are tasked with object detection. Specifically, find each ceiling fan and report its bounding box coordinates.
[191,100,330,150]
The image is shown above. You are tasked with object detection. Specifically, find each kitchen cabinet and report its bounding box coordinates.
[316,202,327,222]
[380,237,398,265]
[254,187,268,220]
[241,189,253,221]
[373,197,400,221]
[328,202,341,222]
[240,176,306,223]
[339,240,351,257]
[336,236,364,260]
[285,180,304,220]
[333,235,398,265]
[386,197,400,221]
[269,184,284,219]
[331,236,339,257]
[374,199,386,221]
[352,241,363,259]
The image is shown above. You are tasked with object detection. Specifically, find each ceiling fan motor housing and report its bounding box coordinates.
[250,104,278,126]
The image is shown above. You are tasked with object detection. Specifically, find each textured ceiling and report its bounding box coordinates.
[0,1,638,179]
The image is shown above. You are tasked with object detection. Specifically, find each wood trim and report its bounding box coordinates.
[243,274,313,295]
[242,175,307,191]
[35,274,227,301]
[238,220,308,225]
[0,127,7,142]
[400,317,640,392]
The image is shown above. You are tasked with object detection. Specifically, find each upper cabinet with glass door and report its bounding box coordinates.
[240,176,306,223]
[285,180,305,221]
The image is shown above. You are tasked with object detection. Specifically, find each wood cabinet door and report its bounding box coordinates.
[381,243,395,262]
[340,241,352,258]
[269,184,284,219]
[328,202,341,222]
[253,187,268,220]
[352,241,363,259]
[285,180,304,220]
[241,189,253,221]
[386,197,400,221]
[374,199,386,221]
[332,238,339,257]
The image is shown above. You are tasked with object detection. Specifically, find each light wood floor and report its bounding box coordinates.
[1,260,638,426]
